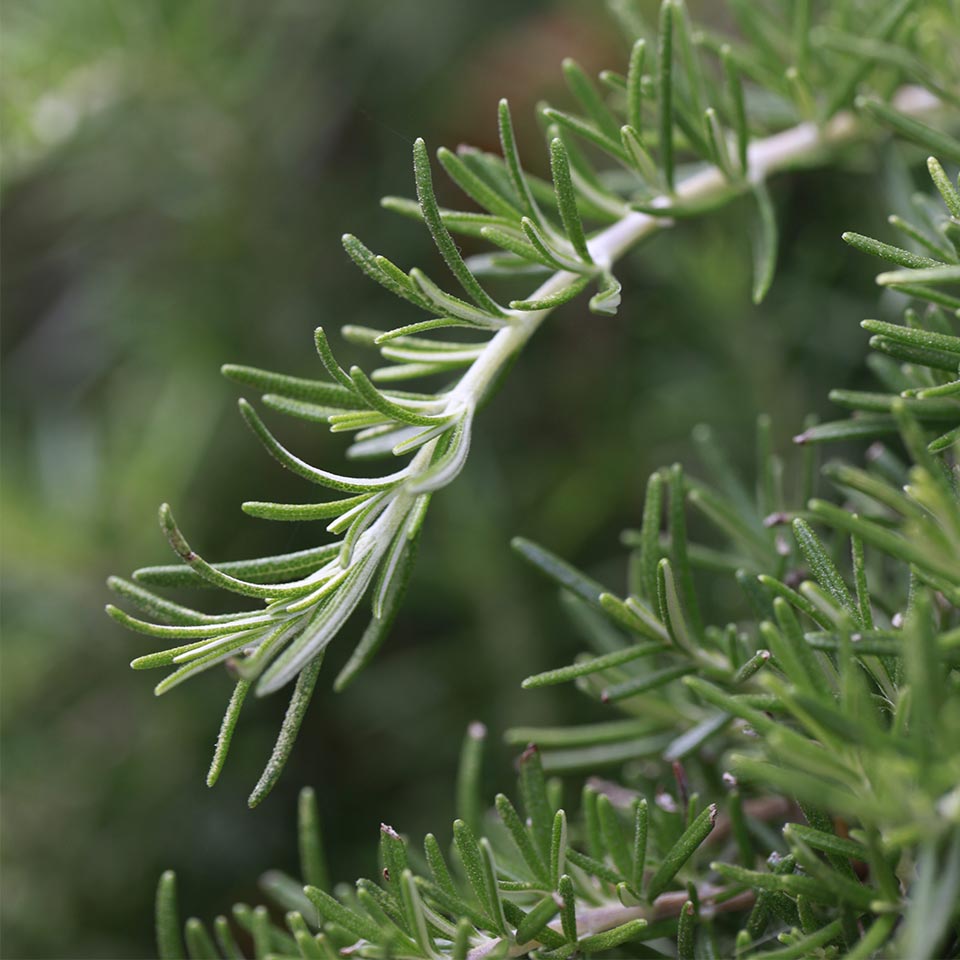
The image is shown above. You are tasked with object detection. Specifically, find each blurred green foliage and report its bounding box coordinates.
[0,1,918,956]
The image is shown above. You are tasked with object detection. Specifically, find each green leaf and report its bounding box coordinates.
[596,794,633,880]
[184,918,219,960]
[771,597,823,692]
[631,798,649,895]
[562,58,621,141]
[646,804,717,899]
[667,463,702,638]
[509,274,591,311]
[285,913,324,960]
[721,45,748,174]
[456,722,487,836]
[927,156,960,218]
[515,894,562,945]
[663,712,731,762]
[156,871,185,960]
[733,648,772,682]
[549,809,567,888]
[504,718,664,750]
[213,916,244,960]
[437,145,523,220]
[754,919,844,959]
[481,224,559,270]
[784,834,880,910]
[602,662,696,703]
[517,217,581,271]
[451,918,472,960]
[578,919,648,951]
[599,593,669,644]
[557,874,577,943]
[862,318,960,356]
[512,537,607,607]
[581,781,604,860]
[673,0,706,115]
[107,577,221,627]
[726,783,753,868]
[222,364,356,409]
[521,642,666,688]
[657,559,697,654]
[819,0,920,120]
[793,415,899,445]
[541,107,630,165]
[782,823,866,861]
[400,870,434,955]
[712,861,849,904]
[422,833,457,902]
[844,914,897,960]
[413,138,504,317]
[807,499,958,583]
[248,654,324,808]
[703,107,734,179]
[626,39,647,136]
[589,272,622,316]
[498,99,542,225]
[409,268,507,326]
[452,819,496,925]
[206,679,251,788]
[298,787,329,893]
[751,182,777,304]
[639,471,665,605]
[519,745,554,863]
[858,98,960,165]
[304,886,381,943]
[876,265,960,290]
[842,231,943,269]
[887,213,955,260]
[791,518,857,619]
[549,138,593,264]
[620,124,661,186]
[240,400,408,493]
[241,495,369,522]
[829,389,960,420]
[898,834,960,960]
[657,0,676,190]
[929,423,960,453]
[677,901,696,960]
[341,233,431,311]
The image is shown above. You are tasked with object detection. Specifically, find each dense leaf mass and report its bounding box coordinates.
[100,0,960,956]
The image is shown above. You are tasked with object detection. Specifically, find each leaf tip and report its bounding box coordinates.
[519,742,540,765]
[468,721,488,741]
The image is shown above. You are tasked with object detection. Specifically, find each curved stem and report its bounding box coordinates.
[419,85,940,492]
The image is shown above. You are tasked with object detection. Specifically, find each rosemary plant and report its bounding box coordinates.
[106,0,960,955]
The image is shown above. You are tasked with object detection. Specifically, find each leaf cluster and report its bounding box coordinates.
[107,0,959,804]
[93,1,960,955]
[154,140,960,960]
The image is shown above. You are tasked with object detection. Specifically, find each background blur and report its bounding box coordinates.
[1,1,911,956]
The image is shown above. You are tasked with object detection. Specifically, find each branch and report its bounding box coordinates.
[428,85,941,456]
[467,883,757,960]
[112,78,945,800]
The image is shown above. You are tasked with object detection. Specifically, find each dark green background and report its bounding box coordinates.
[1,1,906,955]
